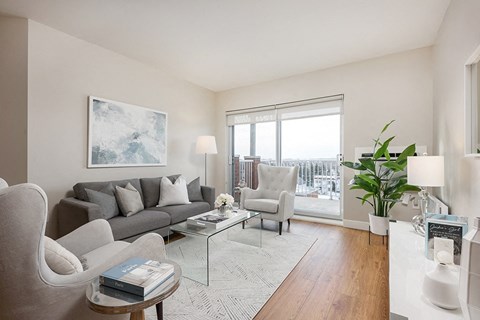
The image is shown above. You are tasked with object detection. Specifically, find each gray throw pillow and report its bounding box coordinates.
[187,177,203,202]
[115,182,144,217]
[85,186,120,220]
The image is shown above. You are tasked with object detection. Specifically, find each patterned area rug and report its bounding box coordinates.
[145,225,316,320]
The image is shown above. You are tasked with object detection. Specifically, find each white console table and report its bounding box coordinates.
[389,221,464,319]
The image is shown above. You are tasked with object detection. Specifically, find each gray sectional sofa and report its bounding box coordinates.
[58,175,215,241]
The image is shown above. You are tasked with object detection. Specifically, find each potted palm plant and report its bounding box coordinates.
[342,120,420,235]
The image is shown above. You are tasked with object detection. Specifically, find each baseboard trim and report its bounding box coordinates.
[292,215,370,231]
[292,215,343,227]
[343,219,369,231]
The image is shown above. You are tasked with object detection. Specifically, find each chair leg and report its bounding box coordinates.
[261,219,263,228]
[287,219,291,226]
[279,222,283,235]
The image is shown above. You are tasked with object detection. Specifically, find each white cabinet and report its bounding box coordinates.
[389,221,464,319]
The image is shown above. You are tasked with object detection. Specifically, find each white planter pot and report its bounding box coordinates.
[369,213,390,236]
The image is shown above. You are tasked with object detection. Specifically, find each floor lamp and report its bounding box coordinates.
[196,136,217,185]
[407,155,445,235]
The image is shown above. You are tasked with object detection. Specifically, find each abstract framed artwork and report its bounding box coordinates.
[88,96,167,168]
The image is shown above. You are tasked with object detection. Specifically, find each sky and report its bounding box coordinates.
[234,114,340,161]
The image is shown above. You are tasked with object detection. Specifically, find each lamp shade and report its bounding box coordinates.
[407,156,444,187]
[196,136,217,154]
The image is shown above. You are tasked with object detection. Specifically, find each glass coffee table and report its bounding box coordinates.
[167,210,262,285]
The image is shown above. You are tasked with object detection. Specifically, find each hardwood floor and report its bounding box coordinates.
[254,220,389,320]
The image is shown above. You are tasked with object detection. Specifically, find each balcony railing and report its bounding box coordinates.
[233,156,340,200]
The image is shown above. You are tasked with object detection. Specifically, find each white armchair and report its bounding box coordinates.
[0,182,167,320]
[240,164,299,235]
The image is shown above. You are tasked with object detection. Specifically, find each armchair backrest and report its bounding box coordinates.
[257,164,299,200]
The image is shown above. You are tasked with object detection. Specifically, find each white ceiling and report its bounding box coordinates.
[0,0,450,92]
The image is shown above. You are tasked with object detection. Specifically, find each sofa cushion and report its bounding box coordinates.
[157,176,191,207]
[80,241,130,269]
[74,178,143,202]
[115,183,144,217]
[244,199,279,213]
[140,175,180,208]
[85,185,119,219]
[44,236,83,274]
[187,177,203,202]
[157,202,211,224]
[108,210,171,240]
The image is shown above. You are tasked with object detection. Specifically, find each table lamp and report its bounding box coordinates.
[407,155,445,235]
[196,136,217,185]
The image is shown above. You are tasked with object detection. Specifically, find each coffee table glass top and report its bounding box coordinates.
[170,210,261,237]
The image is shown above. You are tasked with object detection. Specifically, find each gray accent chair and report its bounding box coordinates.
[240,164,299,235]
[0,183,167,320]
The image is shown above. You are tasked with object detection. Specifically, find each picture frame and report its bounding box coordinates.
[88,96,167,168]
[425,214,468,265]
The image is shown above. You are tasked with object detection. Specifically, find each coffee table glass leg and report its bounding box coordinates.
[156,302,163,320]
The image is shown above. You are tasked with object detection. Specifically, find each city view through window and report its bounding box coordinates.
[231,114,341,219]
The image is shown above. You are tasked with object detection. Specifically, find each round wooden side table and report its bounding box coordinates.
[86,260,181,320]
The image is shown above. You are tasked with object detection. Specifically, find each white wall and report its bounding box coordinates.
[0,17,28,185]
[216,47,433,226]
[26,21,216,236]
[433,0,480,227]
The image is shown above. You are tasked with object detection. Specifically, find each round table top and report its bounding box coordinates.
[86,259,181,315]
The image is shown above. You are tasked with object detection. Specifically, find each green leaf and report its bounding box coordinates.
[373,136,395,160]
[342,161,366,171]
[360,193,374,205]
[381,161,404,172]
[359,158,375,172]
[397,144,416,163]
[397,184,421,192]
[381,120,395,134]
[357,174,379,187]
[355,196,373,207]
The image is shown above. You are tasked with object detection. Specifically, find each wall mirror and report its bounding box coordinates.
[465,44,480,156]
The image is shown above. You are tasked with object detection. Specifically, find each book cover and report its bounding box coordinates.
[425,214,468,264]
[186,210,248,229]
[195,214,229,223]
[100,257,174,296]
[99,276,175,302]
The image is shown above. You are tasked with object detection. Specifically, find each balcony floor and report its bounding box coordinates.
[294,195,340,219]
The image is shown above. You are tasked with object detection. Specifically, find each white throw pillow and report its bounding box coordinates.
[44,236,83,274]
[157,176,191,207]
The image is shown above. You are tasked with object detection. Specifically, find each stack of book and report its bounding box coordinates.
[187,210,247,229]
[99,257,174,297]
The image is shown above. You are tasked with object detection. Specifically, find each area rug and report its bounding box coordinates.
[145,225,316,320]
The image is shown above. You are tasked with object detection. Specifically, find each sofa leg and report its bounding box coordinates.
[279,222,283,235]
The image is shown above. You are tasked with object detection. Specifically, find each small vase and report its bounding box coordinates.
[423,251,460,310]
[368,213,390,236]
[218,204,227,216]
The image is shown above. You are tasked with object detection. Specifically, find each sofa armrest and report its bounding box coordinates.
[58,197,103,237]
[56,219,114,257]
[201,186,215,210]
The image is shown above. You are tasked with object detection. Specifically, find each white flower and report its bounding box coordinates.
[215,193,234,207]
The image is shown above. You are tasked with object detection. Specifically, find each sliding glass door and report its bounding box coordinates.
[227,96,343,220]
